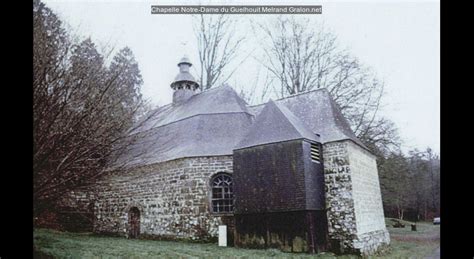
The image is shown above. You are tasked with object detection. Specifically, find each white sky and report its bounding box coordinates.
[42,0,440,154]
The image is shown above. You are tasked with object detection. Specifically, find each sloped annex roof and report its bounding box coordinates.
[248,88,367,149]
[235,100,320,150]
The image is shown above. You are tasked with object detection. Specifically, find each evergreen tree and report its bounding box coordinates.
[33,0,149,219]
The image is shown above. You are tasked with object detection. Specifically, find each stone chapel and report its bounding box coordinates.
[62,56,390,256]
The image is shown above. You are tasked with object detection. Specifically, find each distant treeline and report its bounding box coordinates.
[378,148,440,222]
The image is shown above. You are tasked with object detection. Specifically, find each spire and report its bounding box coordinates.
[170,55,199,104]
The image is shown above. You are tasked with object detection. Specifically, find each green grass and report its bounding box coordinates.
[34,229,351,259]
[34,219,439,258]
[384,217,416,226]
[380,218,440,258]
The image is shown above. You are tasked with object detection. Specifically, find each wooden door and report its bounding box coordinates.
[128,207,140,238]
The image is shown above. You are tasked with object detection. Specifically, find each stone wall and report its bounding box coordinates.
[59,140,389,255]
[322,140,389,256]
[353,229,390,255]
[90,156,234,240]
[322,141,357,251]
[59,187,96,211]
[347,141,390,255]
[348,142,387,235]
[56,187,96,232]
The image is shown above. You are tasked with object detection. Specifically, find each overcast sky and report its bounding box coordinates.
[42,0,440,154]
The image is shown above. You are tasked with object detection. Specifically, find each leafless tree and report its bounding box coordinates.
[231,66,274,105]
[255,17,398,153]
[33,0,157,216]
[193,14,246,90]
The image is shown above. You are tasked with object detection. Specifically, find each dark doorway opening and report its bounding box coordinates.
[128,207,140,238]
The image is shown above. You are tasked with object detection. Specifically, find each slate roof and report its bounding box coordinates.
[131,85,251,133]
[248,88,366,149]
[235,100,320,150]
[173,71,196,82]
[113,85,254,168]
[112,86,367,168]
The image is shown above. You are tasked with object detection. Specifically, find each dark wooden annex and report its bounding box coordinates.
[233,101,328,253]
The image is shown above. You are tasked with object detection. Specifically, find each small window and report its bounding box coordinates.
[310,143,321,163]
[211,173,234,213]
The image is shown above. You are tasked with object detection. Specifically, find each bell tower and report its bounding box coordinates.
[170,55,200,104]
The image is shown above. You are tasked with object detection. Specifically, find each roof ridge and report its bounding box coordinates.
[196,83,229,94]
[248,87,329,108]
[162,83,233,107]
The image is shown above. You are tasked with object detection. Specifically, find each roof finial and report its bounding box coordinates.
[179,41,190,66]
[177,56,192,67]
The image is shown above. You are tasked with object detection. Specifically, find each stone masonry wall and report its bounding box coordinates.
[59,187,96,212]
[322,140,389,256]
[60,141,389,255]
[91,156,233,240]
[322,141,357,252]
[56,186,96,232]
[347,141,390,254]
[348,142,387,234]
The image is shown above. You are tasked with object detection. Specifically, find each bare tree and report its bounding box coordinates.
[232,65,274,105]
[255,17,397,153]
[193,14,245,90]
[33,0,156,217]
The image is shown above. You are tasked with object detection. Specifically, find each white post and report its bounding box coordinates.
[218,225,227,247]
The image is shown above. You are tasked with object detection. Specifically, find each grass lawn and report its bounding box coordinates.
[380,218,440,258]
[34,218,439,258]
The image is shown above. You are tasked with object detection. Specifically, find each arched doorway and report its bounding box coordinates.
[128,207,140,238]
